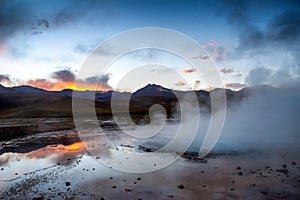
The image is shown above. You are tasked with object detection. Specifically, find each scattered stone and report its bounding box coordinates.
[238,172,243,176]
[125,188,133,192]
[110,177,113,179]
[236,166,241,170]
[232,180,235,183]
[202,185,206,188]
[32,197,43,200]
[138,145,153,152]
[261,191,268,195]
[112,185,117,189]
[291,161,297,165]
[134,181,137,184]
[230,188,235,191]
[1,168,3,170]
[276,168,288,174]
[252,184,256,187]
[92,168,95,170]
[137,177,141,180]
[14,173,18,176]
[201,170,204,173]
[282,164,287,169]
[121,144,134,148]
[66,182,71,186]
[167,195,174,198]
[100,198,105,200]
[178,184,184,189]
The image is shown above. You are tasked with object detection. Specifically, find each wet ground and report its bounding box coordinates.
[0,119,300,200]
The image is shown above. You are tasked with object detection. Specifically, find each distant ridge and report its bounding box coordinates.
[0,83,296,118]
[11,85,49,94]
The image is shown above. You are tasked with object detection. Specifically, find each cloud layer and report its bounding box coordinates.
[26,69,112,91]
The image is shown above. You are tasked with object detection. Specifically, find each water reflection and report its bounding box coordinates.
[0,142,86,184]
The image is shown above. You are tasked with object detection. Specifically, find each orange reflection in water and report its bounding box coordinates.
[62,142,85,151]
[26,142,86,160]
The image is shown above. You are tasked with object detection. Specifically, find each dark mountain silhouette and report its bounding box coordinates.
[0,83,288,118]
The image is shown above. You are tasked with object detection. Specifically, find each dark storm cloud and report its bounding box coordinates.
[216,0,249,28]
[218,0,300,87]
[51,69,75,82]
[53,0,113,27]
[0,0,110,53]
[218,0,300,51]
[242,10,300,87]
[265,10,300,46]
[0,0,32,42]
[0,74,10,83]
[84,74,112,90]
[50,68,112,89]
[237,10,300,51]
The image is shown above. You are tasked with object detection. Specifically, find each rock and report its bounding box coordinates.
[109,177,113,179]
[230,188,235,191]
[291,161,297,165]
[112,185,117,189]
[178,184,184,189]
[1,168,3,170]
[276,168,288,174]
[238,172,243,176]
[66,182,71,186]
[125,188,133,192]
[32,197,44,200]
[137,177,141,180]
[236,166,241,170]
[282,164,287,169]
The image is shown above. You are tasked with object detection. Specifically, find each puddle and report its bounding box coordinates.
[0,120,300,199]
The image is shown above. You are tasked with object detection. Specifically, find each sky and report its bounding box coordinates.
[0,0,299,91]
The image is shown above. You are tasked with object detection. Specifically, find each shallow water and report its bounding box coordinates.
[0,120,300,199]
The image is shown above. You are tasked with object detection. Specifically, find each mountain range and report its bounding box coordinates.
[0,83,290,118]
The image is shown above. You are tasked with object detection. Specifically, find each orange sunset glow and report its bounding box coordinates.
[27,80,111,91]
